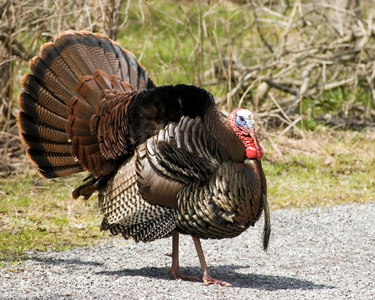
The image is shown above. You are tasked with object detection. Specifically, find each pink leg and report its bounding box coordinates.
[165,231,199,281]
[192,236,231,286]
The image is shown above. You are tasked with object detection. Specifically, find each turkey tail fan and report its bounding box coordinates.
[17,30,156,179]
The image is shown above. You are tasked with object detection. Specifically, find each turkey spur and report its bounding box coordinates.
[17,31,271,286]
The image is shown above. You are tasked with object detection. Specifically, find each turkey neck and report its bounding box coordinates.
[204,106,246,162]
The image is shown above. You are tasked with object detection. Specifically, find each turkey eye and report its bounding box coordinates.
[239,116,244,122]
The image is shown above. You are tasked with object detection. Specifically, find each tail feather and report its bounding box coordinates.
[18,112,66,142]
[68,96,95,120]
[20,76,68,118]
[51,34,98,80]
[55,31,117,77]
[93,71,113,90]
[28,149,77,167]
[39,43,79,92]
[34,125,67,143]
[18,30,155,180]
[66,72,126,177]
[21,135,71,154]
[19,98,66,131]
[29,56,75,104]
[38,164,84,178]
[67,116,91,136]
[75,75,108,110]
[108,75,133,92]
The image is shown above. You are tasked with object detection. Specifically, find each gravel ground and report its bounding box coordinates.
[1,203,374,300]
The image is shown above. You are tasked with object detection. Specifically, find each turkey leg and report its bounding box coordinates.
[192,236,231,286]
[165,231,199,281]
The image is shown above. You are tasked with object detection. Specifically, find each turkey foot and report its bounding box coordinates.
[202,272,231,287]
[165,267,199,282]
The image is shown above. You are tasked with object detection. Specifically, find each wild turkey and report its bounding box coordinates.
[17,30,271,286]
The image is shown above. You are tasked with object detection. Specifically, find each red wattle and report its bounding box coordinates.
[246,147,257,159]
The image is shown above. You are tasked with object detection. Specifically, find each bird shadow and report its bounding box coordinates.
[31,256,104,267]
[31,256,333,291]
[97,265,332,290]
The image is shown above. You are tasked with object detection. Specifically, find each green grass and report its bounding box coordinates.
[0,172,105,265]
[264,130,375,209]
